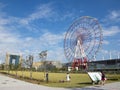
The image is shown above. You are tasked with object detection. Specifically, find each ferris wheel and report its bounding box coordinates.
[64,16,103,69]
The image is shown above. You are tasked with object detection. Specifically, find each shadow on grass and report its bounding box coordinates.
[107,78,119,81]
[77,82,92,85]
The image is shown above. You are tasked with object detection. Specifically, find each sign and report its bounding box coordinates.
[88,72,101,83]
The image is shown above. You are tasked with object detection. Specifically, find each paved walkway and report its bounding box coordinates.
[0,74,120,90]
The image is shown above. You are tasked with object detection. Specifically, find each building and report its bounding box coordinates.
[89,59,120,71]
[32,61,62,70]
[5,52,22,66]
[63,59,120,72]
[32,62,43,70]
[51,61,62,68]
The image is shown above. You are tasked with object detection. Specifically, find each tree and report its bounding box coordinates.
[24,55,34,79]
[0,63,5,70]
[39,50,47,80]
[39,50,47,61]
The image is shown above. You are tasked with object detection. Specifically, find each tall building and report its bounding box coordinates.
[5,52,22,66]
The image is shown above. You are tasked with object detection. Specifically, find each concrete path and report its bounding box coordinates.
[0,74,120,90]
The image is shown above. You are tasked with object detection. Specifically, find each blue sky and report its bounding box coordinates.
[0,0,120,63]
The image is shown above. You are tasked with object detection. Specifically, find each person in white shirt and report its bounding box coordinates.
[66,73,71,82]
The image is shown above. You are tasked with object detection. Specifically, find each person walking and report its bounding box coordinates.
[45,72,49,83]
[101,71,106,85]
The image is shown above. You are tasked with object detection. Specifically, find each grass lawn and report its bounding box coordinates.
[0,70,120,88]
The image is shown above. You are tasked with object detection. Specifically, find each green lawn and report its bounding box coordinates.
[0,70,120,88]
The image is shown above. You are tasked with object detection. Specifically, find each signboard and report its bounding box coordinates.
[88,72,101,84]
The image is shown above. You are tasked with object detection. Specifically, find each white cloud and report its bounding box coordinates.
[0,26,20,43]
[57,12,75,21]
[29,4,52,20]
[21,32,65,61]
[48,47,65,61]
[0,33,17,43]
[0,18,10,25]
[20,3,53,25]
[0,3,6,9]
[102,10,120,24]
[39,32,64,46]
[100,49,109,54]
[0,18,22,53]
[108,10,120,20]
[103,26,120,37]
[19,3,75,27]
[0,29,65,61]
[118,40,120,45]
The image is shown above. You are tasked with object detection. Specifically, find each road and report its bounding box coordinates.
[0,74,120,90]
